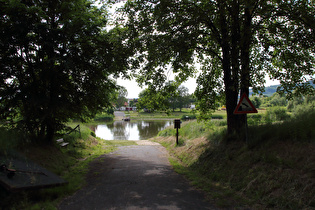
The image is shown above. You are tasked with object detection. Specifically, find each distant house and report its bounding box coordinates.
[190,104,195,109]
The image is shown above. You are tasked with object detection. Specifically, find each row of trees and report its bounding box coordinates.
[136,83,194,112]
[0,0,133,142]
[116,0,314,137]
[250,92,315,110]
[1,0,314,143]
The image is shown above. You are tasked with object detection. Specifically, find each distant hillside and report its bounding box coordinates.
[250,85,279,97]
[250,81,315,97]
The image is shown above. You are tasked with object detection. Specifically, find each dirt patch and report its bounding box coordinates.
[135,140,161,146]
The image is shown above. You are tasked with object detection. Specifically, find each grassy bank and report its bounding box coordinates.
[0,124,135,209]
[124,109,227,121]
[124,109,192,120]
[123,108,269,121]
[151,110,315,209]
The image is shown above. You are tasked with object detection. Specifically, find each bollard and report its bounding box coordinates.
[174,119,181,145]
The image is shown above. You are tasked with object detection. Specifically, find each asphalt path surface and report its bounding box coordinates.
[58,141,216,210]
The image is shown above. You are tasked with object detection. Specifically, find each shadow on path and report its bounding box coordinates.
[59,144,216,210]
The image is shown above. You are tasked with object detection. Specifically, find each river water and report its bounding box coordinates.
[93,120,173,140]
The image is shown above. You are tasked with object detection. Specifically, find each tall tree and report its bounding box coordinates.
[137,84,175,112]
[0,0,132,142]
[169,85,190,111]
[115,86,128,108]
[115,0,314,138]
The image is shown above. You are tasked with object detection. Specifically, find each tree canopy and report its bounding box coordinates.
[0,0,132,142]
[115,0,314,137]
[115,86,128,108]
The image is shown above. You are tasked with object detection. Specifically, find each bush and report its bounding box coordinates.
[158,128,176,137]
[211,114,223,119]
[248,103,315,145]
[247,114,263,125]
[264,106,290,122]
[0,127,23,153]
[292,101,315,118]
[94,113,114,121]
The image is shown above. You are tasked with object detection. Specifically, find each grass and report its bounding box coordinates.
[93,112,114,122]
[124,108,195,120]
[124,108,268,122]
[150,107,315,209]
[1,105,313,208]
[0,124,136,209]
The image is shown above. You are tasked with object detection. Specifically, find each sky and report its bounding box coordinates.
[117,76,198,99]
[117,75,280,99]
[109,3,281,99]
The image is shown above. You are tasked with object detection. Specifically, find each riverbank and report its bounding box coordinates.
[150,119,315,209]
[119,108,201,121]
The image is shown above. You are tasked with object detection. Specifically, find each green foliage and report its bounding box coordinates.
[269,93,288,107]
[248,103,315,147]
[264,106,291,122]
[154,108,315,208]
[0,127,23,154]
[157,119,226,143]
[118,0,315,136]
[136,82,194,114]
[169,85,191,111]
[158,128,176,137]
[114,86,128,108]
[93,112,114,122]
[211,114,224,119]
[0,0,131,142]
[287,93,315,112]
[180,121,207,139]
[247,114,263,125]
[250,96,262,108]
[137,87,173,112]
[0,123,135,209]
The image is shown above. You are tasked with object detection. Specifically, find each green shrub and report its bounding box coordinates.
[0,127,23,153]
[94,112,114,121]
[90,131,96,137]
[247,114,263,125]
[180,121,207,139]
[264,106,290,122]
[211,114,223,119]
[158,128,176,137]
[248,104,315,145]
[292,101,315,118]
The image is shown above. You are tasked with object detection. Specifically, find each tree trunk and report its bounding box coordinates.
[219,1,243,139]
[46,120,55,144]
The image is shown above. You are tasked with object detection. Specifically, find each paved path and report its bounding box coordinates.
[58,141,216,210]
[114,111,125,120]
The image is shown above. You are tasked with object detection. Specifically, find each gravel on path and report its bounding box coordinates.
[58,142,216,210]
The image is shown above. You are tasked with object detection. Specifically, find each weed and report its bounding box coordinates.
[0,124,133,209]
[153,108,315,209]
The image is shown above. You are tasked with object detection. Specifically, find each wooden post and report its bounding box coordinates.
[176,128,179,145]
[174,119,181,145]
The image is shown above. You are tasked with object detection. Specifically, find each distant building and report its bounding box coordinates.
[121,98,138,111]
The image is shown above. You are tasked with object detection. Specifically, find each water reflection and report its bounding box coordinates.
[94,120,172,140]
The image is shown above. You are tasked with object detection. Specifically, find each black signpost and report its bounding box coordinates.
[174,119,181,145]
